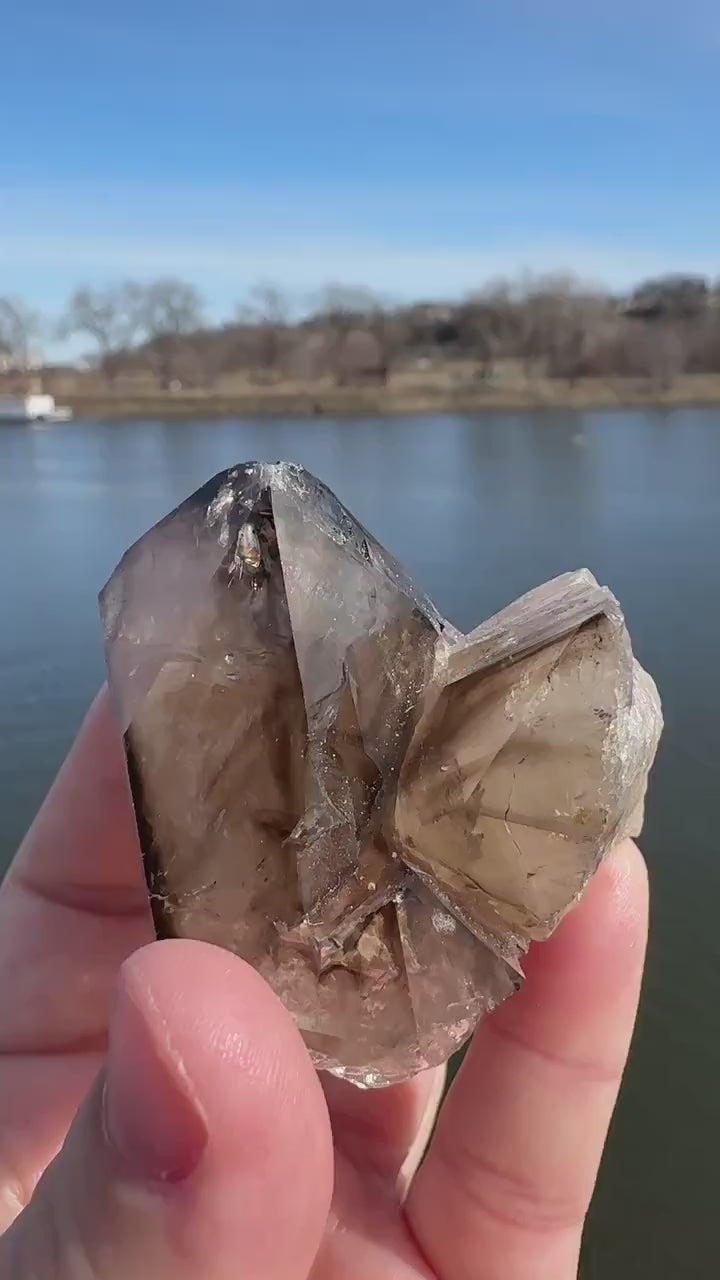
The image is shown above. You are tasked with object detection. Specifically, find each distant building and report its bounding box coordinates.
[625,275,709,320]
[411,302,453,319]
[405,302,460,350]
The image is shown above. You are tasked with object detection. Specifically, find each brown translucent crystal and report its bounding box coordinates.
[99,462,662,1086]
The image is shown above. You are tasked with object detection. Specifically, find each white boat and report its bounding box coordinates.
[0,394,73,423]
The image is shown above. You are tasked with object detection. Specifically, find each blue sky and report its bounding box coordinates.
[2,0,719,338]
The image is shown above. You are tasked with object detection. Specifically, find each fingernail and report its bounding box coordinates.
[103,976,208,1183]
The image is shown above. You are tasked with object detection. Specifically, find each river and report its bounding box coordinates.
[0,410,717,1275]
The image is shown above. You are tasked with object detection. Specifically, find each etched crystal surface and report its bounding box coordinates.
[100,462,662,1085]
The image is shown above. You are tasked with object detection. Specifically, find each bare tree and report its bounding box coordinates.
[335,329,387,386]
[59,283,143,384]
[133,279,206,388]
[0,297,42,370]
[136,278,205,338]
[308,285,390,383]
[504,274,608,382]
[623,321,688,388]
[310,285,386,333]
[458,282,519,379]
[38,266,720,395]
[243,283,288,327]
[181,324,246,389]
[237,283,290,374]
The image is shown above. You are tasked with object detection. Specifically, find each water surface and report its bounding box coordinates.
[1,410,717,1275]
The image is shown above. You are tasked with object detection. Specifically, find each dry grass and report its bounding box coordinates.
[37,361,720,419]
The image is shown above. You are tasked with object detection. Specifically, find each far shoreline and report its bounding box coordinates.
[61,373,720,420]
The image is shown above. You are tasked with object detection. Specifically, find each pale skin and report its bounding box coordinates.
[0,691,648,1279]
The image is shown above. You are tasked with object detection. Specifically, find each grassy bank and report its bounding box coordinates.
[55,366,720,419]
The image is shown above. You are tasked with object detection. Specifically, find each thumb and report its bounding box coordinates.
[0,940,333,1280]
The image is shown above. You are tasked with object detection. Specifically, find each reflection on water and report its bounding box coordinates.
[1,410,718,1277]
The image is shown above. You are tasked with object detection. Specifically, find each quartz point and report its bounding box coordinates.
[99,461,662,1086]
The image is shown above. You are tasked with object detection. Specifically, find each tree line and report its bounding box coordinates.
[2,272,720,389]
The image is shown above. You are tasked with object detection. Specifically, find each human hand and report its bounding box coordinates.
[0,691,648,1280]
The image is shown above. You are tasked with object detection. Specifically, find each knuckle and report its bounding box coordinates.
[434,1131,588,1236]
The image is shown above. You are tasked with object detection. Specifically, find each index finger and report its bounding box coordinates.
[0,688,151,1058]
[0,690,152,1217]
[8,687,147,909]
[405,840,648,1280]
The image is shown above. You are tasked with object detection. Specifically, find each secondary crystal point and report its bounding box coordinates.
[100,461,662,1086]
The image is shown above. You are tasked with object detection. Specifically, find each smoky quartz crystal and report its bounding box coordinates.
[100,462,662,1086]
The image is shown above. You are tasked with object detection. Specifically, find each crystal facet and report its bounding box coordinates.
[100,461,662,1086]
